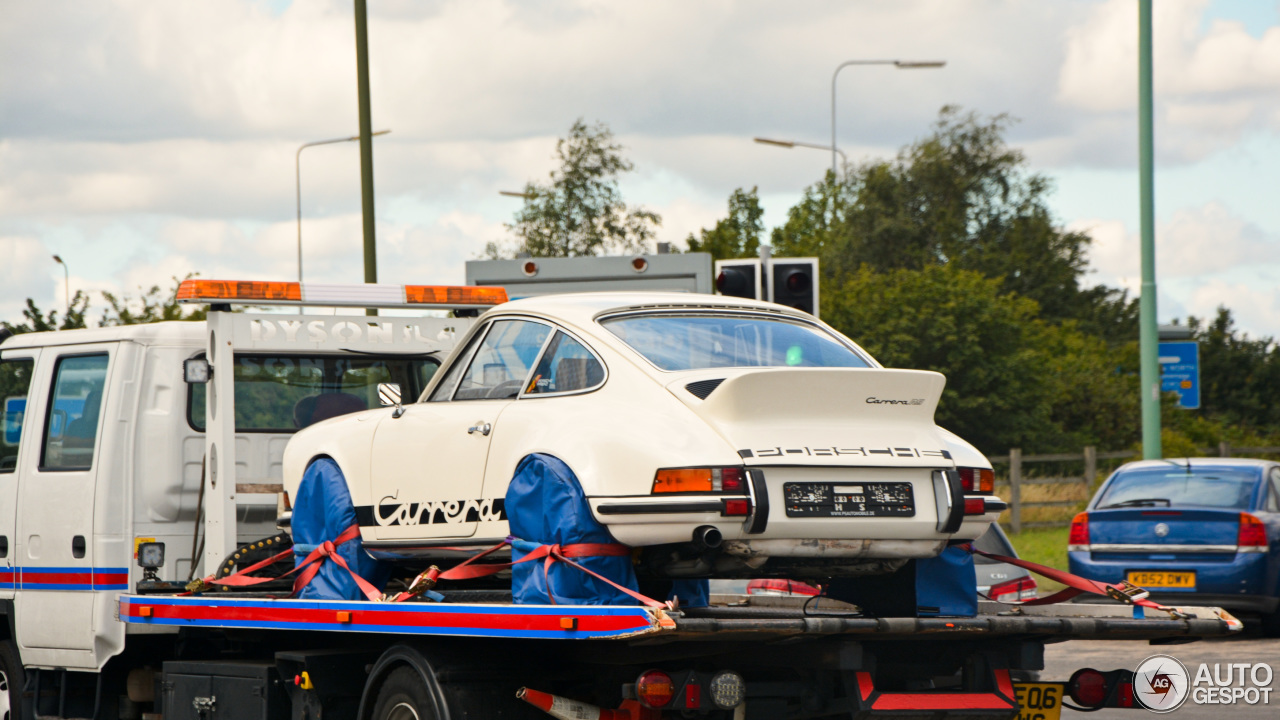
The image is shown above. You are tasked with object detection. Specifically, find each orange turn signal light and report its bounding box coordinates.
[654,468,714,493]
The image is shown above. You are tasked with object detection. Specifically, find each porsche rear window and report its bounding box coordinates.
[601,313,870,371]
[1096,468,1261,510]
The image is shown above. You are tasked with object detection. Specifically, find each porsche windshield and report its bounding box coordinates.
[601,313,870,371]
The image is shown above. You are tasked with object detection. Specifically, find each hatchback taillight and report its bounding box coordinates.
[988,576,1038,603]
[956,467,994,494]
[1239,512,1267,550]
[1068,512,1090,551]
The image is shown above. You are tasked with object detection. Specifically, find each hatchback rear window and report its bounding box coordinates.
[1095,468,1261,510]
[600,313,870,371]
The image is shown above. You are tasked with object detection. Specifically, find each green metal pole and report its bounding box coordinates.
[1138,0,1161,459]
[354,0,377,288]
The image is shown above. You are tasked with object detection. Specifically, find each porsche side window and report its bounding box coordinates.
[453,320,551,401]
[428,324,491,402]
[526,332,605,395]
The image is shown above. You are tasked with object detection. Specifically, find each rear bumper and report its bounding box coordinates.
[1068,549,1274,605]
[590,464,1000,554]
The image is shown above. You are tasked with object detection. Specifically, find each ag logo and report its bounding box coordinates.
[1135,654,1189,713]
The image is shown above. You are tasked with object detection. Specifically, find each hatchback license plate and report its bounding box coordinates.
[1127,571,1195,589]
[784,482,915,518]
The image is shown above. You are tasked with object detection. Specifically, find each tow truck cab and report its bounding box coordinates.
[0,307,470,673]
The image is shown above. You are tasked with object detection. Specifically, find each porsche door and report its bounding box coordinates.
[368,319,551,541]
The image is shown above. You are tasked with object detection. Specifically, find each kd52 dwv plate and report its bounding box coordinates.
[1127,570,1195,589]
[784,482,915,518]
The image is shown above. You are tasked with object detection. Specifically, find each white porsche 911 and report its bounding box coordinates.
[281,292,1005,578]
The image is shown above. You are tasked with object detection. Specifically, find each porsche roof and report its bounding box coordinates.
[491,291,812,326]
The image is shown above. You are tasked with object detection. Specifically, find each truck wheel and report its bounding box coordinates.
[0,640,22,720]
[372,667,438,720]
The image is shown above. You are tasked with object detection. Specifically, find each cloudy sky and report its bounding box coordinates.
[2,0,1279,336]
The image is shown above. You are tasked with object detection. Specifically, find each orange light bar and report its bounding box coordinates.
[978,468,995,494]
[405,285,508,306]
[177,279,302,302]
[653,468,713,494]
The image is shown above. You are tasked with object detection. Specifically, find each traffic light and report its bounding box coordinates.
[714,259,762,300]
[770,258,819,316]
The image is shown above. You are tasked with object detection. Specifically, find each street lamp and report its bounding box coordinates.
[831,59,945,174]
[295,129,390,284]
[754,137,848,167]
[52,254,69,323]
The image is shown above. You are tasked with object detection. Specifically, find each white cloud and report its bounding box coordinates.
[1188,278,1280,337]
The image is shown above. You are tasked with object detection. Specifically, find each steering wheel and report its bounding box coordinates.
[486,380,524,399]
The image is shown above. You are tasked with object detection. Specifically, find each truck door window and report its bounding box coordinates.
[41,354,109,471]
[1,358,35,473]
[189,354,439,432]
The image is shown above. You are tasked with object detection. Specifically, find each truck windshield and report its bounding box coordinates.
[189,354,439,432]
[1096,467,1261,510]
[600,313,870,371]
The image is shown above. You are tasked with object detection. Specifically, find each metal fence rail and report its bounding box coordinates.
[988,444,1280,532]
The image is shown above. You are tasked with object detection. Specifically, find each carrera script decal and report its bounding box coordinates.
[354,496,506,527]
[865,397,925,405]
[738,447,950,459]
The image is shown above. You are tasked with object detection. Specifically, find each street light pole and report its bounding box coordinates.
[754,137,848,166]
[1138,0,1161,458]
[52,255,69,324]
[831,59,945,174]
[295,130,390,286]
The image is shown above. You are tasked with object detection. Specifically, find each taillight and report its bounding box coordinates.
[1068,668,1108,708]
[1239,512,1267,550]
[636,670,674,708]
[1068,512,1090,550]
[964,497,986,515]
[653,467,746,493]
[988,576,1038,603]
[956,467,994,494]
[1068,668,1135,709]
[723,499,751,516]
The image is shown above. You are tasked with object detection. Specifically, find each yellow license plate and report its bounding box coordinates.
[1127,571,1195,589]
[1013,682,1063,720]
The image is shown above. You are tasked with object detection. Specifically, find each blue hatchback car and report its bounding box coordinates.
[1069,458,1280,632]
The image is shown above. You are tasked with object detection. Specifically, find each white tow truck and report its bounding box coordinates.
[0,275,1242,720]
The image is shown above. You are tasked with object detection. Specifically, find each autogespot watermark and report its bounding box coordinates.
[1134,654,1274,712]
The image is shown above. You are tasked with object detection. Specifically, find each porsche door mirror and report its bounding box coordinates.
[377,383,405,417]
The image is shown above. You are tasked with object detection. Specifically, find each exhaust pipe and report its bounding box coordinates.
[693,525,722,550]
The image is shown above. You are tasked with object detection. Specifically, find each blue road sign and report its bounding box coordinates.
[3,397,24,446]
[1158,341,1200,409]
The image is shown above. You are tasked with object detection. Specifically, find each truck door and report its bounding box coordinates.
[368,319,551,541]
[15,348,112,661]
[0,350,38,598]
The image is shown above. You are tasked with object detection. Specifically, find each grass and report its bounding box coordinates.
[1003,525,1070,595]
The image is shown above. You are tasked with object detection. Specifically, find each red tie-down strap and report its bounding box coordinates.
[388,538,671,610]
[185,524,381,602]
[961,543,1173,612]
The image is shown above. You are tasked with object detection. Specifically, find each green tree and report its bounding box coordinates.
[1187,308,1280,430]
[772,107,1109,329]
[686,187,765,260]
[488,119,661,258]
[2,291,91,334]
[100,274,207,326]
